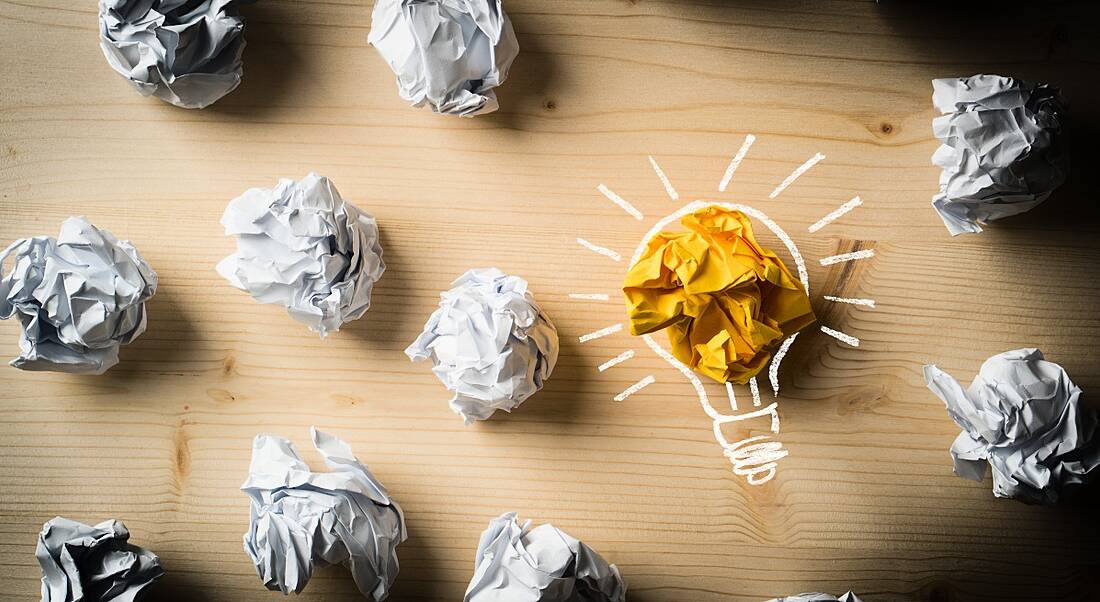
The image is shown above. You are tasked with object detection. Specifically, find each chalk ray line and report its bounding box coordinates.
[579,323,622,343]
[598,350,634,372]
[725,382,737,412]
[769,152,825,198]
[597,184,644,220]
[749,377,762,407]
[648,156,679,201]
[576,238,622,262]
[820,325,860,347]
[808,196,863,233]
[719,134,756,192]
[569,293,610,301]
[819,249,875,266]
[614,375,655,401]
[824,295,876,308]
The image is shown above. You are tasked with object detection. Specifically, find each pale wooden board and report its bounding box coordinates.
[2,1,1100,600]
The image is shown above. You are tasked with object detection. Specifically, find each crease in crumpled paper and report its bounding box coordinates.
[931,74,1069,235]
[37,516,164,602]
[218,173,385,337]
[464,512,626,602]
[924,348,1099,504]
[99,0,255,109]
[0,216,158,374]
[406,268,558,424]
[767,592,863,602]
[369,0,519,116]
[623,205,815,384]
[242,426,407,599]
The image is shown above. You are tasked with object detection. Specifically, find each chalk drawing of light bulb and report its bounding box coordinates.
[572,135,874,486]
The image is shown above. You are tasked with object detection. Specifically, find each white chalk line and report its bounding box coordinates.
[724,435,789,485]
[569,293,611,301]
[614,375,655,401]
[820,325,860,347]
[576,238,622,262]
[769,332,798,398]
[648,156,679,201]
[642,333,712,414]
[749,377,762,407]
[579,323,622,343]
[719,134,756,192]
[808,196,862,233]
[823,295,876,308]
[597,184,644,221]
[598,350,635,372]
[819,249,875,266]
[769,152,825,199]
[725,381,737,412]
[714,401,782,432]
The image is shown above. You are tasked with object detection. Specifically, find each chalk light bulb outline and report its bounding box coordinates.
[632,200,810,486]
[573,135,874,486]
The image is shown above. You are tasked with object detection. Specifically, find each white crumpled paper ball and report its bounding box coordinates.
[98,0,254,109]
[368,0,520,116]
[405,268,558,424]
[464,512,626,602]
[242,427,407,600]
[0,217,158,374]
[37,516,164,602]
[217,173,385,337]
[924,348,1099,504]
[931,74,1069,235]
[768,593,863,602]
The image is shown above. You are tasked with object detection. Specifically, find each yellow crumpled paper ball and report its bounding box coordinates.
[623,206,816,384]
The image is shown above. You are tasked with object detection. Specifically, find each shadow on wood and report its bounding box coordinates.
[482,9,564,132]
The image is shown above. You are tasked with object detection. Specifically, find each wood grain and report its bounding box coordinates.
[3,1,1100,600]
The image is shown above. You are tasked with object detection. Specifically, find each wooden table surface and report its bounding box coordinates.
[3,1,1100,600]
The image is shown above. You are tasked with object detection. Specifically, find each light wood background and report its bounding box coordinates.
[3,1,1100,600]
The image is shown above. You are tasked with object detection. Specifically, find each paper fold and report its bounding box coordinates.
[37,516,164,602]
[218,173,385,337]
[930,74,1069,235]
[242,427,407,599]
[924,348,1099,504]
[767,593,863,602]
[0,217,157,374]
[623,206,815,384]
[369,0,519,116]
[464,512,626,602]
[406,268,558,424]
[99,0,254,108]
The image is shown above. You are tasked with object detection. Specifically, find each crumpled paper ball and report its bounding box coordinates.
[37,516,164,602]
[931,74,1069,235]
[924,348,1099,504]
[241,426,407,599]
[217,173,385,337]
[464,512,626,602]
[368,0,520,116]
[0,217,158,374]
[405,268,559,424]
[768,593,863,602]
[98,0,254,109]
[623,206,816,384]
